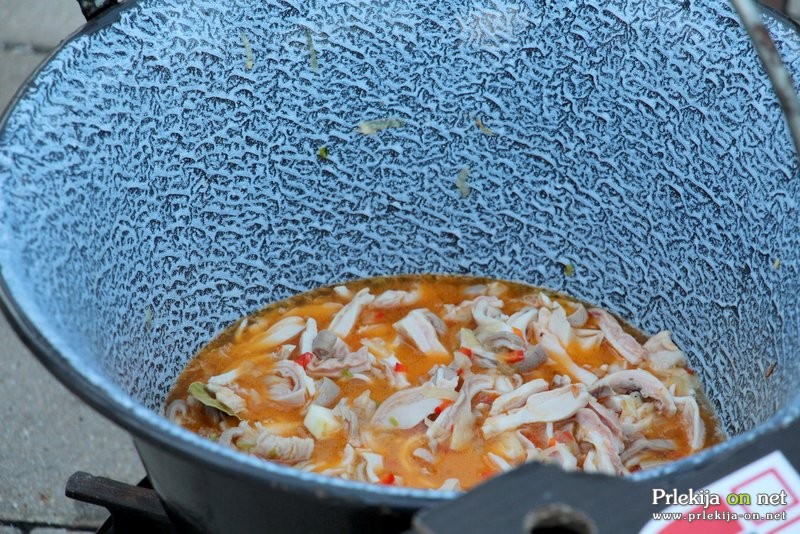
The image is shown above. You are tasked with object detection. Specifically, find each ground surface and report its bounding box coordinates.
[0,2,146,531]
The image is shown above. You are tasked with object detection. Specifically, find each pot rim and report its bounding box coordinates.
[1,0,798,511]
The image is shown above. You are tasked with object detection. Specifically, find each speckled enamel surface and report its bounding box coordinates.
[1,0,799,494]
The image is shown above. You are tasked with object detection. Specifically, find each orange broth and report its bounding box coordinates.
[166,274,724,490]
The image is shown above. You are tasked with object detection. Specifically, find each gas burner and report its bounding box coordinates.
[66,472,173,534]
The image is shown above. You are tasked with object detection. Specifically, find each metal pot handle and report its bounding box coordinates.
[409,416,800,533]
[761,0,800,24]
[76,0,124,21]
[732,0,800,158]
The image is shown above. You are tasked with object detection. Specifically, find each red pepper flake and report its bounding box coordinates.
[456,368,464,376]
[296,352,314,368]
[478,469,495,479]
[460,347,473,357]
[686,368,696,375]
[394,362,407,373]
[548,437,557,448]
[434,400,453,415]
[379,472,395,485]
[505,350,525,364]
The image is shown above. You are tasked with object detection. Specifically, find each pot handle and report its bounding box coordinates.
[409,415,800,534]
[75,0,124,21]
[410,461,642,534]
[761,0,800,24]
[733,0,800,158]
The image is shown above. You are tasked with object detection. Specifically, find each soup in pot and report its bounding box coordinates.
[165,274,723,490]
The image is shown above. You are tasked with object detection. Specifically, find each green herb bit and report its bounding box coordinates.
[305,30,318,70]
[317,145,329,160]
[389,416,400,427]
[563,262,575,277]
[356,118,406,135]
[188,382,241,419]
[239,30,254,71]
[455,165,470,198]
[342,368,353,379]
[475,116,497,136]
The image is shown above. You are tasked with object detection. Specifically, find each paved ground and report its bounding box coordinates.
[0,1,146,532]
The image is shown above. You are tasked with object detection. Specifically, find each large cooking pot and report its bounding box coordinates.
[2,0,800,532]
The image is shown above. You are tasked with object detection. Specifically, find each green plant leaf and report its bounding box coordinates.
[188,382,240,419]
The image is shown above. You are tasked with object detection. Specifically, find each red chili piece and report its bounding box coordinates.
[296,352,314,368]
